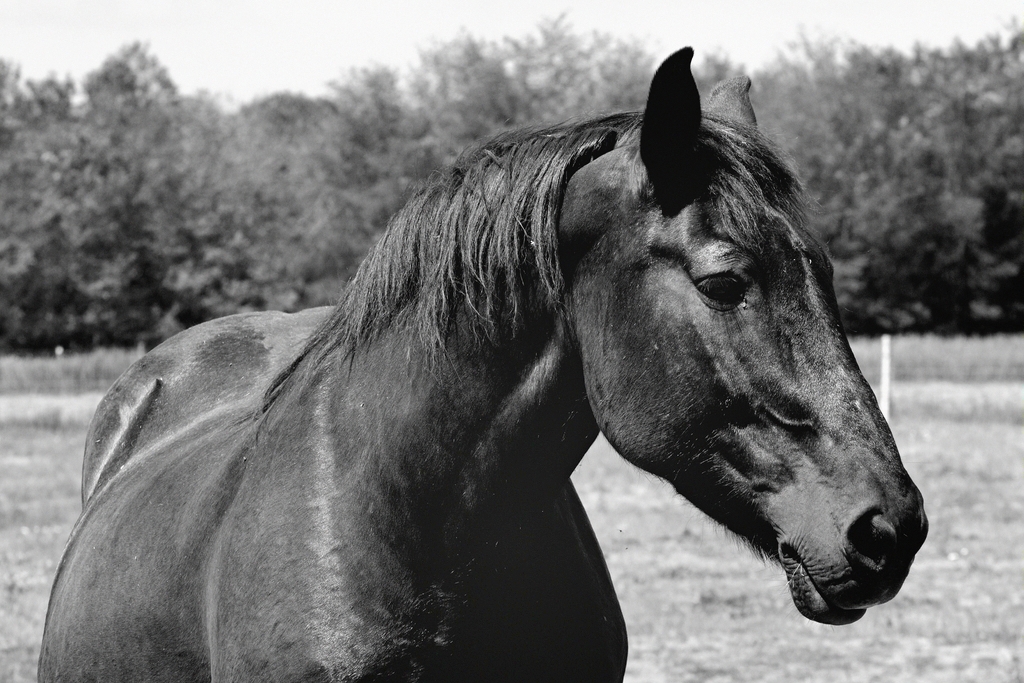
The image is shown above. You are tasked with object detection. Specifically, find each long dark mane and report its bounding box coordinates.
[262,110,807,410]
[331,113,636,355]
[261,114,636,408]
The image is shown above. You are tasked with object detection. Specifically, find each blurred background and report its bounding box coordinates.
[0,4,1022,350]
[1,3,1022,682]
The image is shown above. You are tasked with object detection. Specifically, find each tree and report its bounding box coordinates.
[753,27,1024,333]
[0,44,185,348]
[412,18,654,158]
[3,23,1023,351]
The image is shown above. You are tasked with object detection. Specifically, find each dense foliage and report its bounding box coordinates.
[1,20,1021,350]
[754,34,1024,334]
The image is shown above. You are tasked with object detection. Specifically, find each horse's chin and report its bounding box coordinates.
[781,557,866,626]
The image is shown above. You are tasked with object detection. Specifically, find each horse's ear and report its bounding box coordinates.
[565,129,619,181]
[640,47,701,215]
[557,130,622,277]
[706,76,757,126]
[557,128,619,248]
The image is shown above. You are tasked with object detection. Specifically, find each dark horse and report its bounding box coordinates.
[40,49,926,682]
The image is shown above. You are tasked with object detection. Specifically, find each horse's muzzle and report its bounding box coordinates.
[778,498,928,625]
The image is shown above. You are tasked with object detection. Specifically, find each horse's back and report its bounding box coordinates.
[82,307,331,502]
[42,415,249,681]
[42,308,330,682]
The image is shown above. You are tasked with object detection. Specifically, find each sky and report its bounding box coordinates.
[1,0,1021,104]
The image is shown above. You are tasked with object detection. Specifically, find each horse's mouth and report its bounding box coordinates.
[780,552,866,625]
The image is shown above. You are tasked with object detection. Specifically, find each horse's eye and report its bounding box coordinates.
[695,274,747,309]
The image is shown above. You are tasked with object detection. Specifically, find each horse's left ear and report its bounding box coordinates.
[557,129,620,277]
[641,48,701,215]
[565,128,619,181]
[706,76,757,126]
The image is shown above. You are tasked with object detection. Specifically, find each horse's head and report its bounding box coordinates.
[560,48,927,625]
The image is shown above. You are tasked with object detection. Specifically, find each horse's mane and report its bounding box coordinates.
[261,113,638,409]
[334,113,638,355]
[261,110,807,411]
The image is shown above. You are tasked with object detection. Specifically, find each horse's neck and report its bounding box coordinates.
[267,319,599,553]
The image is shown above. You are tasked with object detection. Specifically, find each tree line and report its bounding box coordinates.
[1,19,1021,351]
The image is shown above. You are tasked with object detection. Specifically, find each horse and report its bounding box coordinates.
[39,48,927,682]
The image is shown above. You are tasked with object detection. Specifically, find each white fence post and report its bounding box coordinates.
[879,334,892,421]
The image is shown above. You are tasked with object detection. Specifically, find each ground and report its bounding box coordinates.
[1,388,1022,682]
[576,419,1024,682]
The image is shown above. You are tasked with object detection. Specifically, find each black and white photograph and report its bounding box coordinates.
[1,1,1022,681]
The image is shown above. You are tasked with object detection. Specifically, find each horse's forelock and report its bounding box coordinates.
[696,117,809,257]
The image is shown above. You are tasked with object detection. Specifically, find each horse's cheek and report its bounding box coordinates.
[576,336,667,465]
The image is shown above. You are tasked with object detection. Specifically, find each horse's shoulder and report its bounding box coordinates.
[82,307,332,502]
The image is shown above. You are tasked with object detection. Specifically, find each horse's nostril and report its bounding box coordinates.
[846,510,897,572]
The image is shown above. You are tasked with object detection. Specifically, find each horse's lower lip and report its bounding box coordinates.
[783,560,866,625]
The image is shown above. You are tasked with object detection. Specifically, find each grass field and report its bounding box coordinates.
[577,422,1024,682]
[2,334,1022,395]
[1,426,82,683]
[848,335,1024,385]
[0,348,142,395]
[1,337,1022,681]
